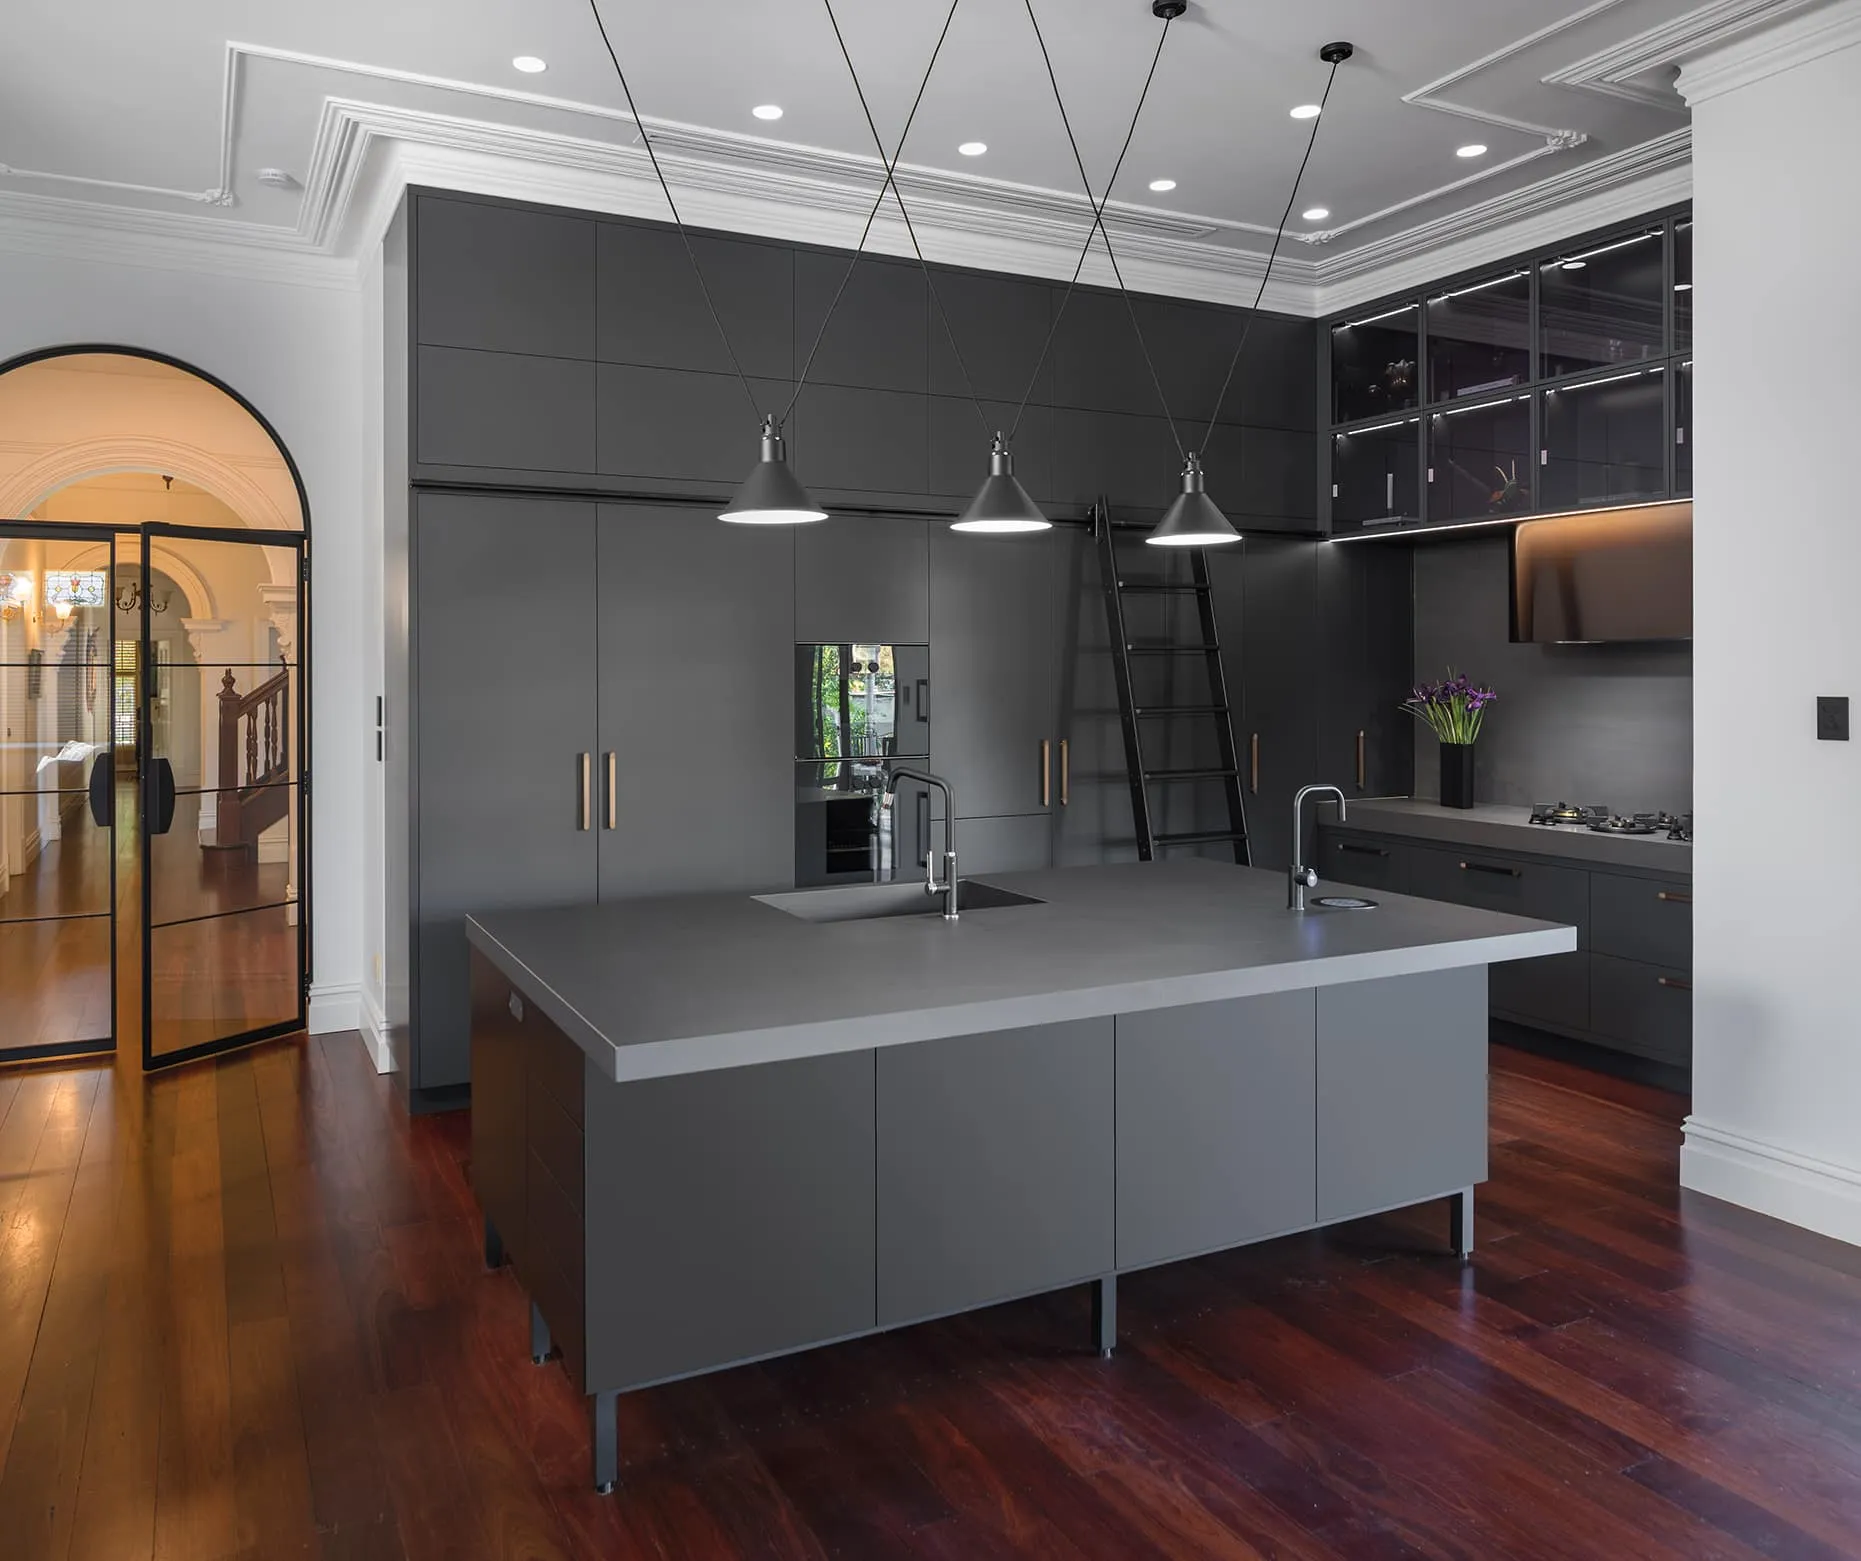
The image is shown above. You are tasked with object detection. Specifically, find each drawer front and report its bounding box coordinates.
[1491,949,1590,1035]
[1408,844,1589,946]
[1589,953,1692,1066]
[1591,872,1692,970]
[1318,829,1409,895]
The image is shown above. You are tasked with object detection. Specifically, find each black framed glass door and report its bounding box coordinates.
[0,524,117,1062]
[140,524,307,1069]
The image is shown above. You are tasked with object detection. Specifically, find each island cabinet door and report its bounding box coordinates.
[877,1020,1114,1328]
[1315,967,1489,1224]
[582,1051,877,1393]
[1114,992,1317,1271]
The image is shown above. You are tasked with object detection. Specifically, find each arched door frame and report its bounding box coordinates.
[0,344,315,1058]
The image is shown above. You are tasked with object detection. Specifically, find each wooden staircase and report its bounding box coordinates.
[206,663,290,857]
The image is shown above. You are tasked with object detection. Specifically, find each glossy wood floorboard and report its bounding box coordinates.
[2,1039,1859,1560]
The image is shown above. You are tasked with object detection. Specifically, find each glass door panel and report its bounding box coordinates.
[1426,396,1534,523]
[1540,367,1668,511]
[0,531,116,1060]
[1426,270,1531,402]
[1539,227,1666,378]
[1332,419,1421,530]
[1331,302,1419,424]
[141,528,304,1068]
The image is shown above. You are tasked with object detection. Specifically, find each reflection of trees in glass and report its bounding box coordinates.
[810,642,897,762]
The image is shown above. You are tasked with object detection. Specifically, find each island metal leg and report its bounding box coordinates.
[1449,1188,1475,1262]
[592,1390,619,1493]
[483,1218,505,1270]
[1091,1275,1116,1359]
[530,1301,552,1365]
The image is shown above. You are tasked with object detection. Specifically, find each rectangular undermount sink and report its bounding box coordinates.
[755,879,1045,925]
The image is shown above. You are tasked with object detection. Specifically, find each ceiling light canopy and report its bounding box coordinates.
[1301,206,1330,221]
[1290,103,1322,120]
[1561,259,1587,271]
[720,417,827,525]
[1456,143,1488,158]
[752,103,784,120]
[958,140,987,156]
[1147,455,1240,547]
[1148,178,1176,192]
[511,55,547,73]
[953,437,1049,533]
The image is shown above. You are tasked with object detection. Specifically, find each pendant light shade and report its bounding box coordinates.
[952,436,1050,533]
[1147,454,1241,547]
[720,416,828,525]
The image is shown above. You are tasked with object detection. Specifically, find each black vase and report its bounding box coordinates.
[1439,743,1476,810]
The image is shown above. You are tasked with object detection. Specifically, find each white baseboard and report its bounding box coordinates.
[307,980,361,1037]
[23,828,41,868]
[1681,1117,1861,1249]
[357,985,393,1074]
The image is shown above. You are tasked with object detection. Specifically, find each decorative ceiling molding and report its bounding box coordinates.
[1547,0,1833,105]
[0,434,299,529]
[1675,0,1861,101]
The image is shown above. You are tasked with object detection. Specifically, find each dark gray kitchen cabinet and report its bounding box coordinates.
[1588,954,1691,1067]
[596,221,793,380]
[794,252,927,394]
[1591,870,1691,970]
[928,399,1059,505]
[794,515,930,644]
[1115,992,1317,1269]
[930,528,1056,823]
[595,367,792,486]
[789,383,929,500]
[415,195,595,360]
[416,346,597,475]
[411,493,600,1092]
[586,1049,877,1390]
[1050,290,1159,417]
[1316,967,1488,1222]
[929,269,1055,403]
[1315,541,1413,801]
[1051,528,1136,865]
[956,815,1054,874]
[877,1020,1114,1327]
[1317,829,1410,894]
[595,503,795,898]
[1051,409,1181,512]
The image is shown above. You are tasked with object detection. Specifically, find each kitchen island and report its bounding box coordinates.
[465,859,1574,1490]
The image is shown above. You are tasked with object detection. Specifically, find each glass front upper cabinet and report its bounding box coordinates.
[1332,418,1421,529]
[1330,302,1419,425]
[1539,226,1666,378]
[1539,366,1668,512]
[1673,218,1693,354]
[1425,269,1530,403]
[1674,359,1693,495]
[1427,395,1533,523]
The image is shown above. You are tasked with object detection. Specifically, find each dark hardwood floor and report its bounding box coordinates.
[2,1036,1859,1560]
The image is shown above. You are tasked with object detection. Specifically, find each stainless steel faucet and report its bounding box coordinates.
[1289,784,1347,910]
[886,766,959,920]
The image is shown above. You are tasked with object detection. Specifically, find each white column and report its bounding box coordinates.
[182,618,231,843]
[257,584,300,924]
[1677,2,1861,1247]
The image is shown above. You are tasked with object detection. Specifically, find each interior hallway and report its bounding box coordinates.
[2,1038,1858,1560]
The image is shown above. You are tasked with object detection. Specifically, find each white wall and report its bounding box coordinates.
[1679,3,1861,1246]
[0,245,369,1037]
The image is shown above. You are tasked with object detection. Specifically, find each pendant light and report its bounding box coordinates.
[952,435,1049,533]
[1143,39,1352,549]
[720,416,827,525]
[1148,454,1238,546]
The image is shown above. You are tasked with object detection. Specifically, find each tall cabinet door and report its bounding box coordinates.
[596,503,795,898]
[930,529,1056,873]
[1051,527,1136,866]
[1315,543,1413,806]
[413,493,599,1090]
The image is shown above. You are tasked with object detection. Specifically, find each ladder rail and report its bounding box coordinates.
[1097,503,1155,860]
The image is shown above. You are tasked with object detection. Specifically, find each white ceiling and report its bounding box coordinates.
[0,0,1831,308]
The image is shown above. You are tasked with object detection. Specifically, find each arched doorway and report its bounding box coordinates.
[0,349,309,1070]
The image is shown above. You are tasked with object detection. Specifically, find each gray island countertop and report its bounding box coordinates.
[466,860,1576,1083]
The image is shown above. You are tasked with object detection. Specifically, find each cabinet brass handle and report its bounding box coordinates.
[605,751,617,831]
[578,752,591,831]
[1657,976,1692,991]
[1356,730,1366,790]
[1041,739,1051,808]
[1060,739,1069,807]
[1250,732,1260,794]
[1338,842,1389,859]
[1657,890,1691,904]
[1459,860,1521,878]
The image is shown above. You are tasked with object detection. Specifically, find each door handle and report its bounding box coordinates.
[1337,842,1389,859]
[1657,976,1692,991]
[605,752,617,831]
[1657,890,1691,905]
[1060,739,1069,807]
[87,751,113,829]
[1458,860,1521,878]
[1041,739,1051,808]
[1356,731,1366,790]
[147,757,176,837]
[578,753,591,831]
[1250,732,1260,795]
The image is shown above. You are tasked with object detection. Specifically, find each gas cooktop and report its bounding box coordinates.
[1529,803,1692,841]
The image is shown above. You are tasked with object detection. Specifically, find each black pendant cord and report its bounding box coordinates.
[1195,55,1341,458]
[1018,0,1183,459]
[1006,4,1172,449]
[586,0,761,424]
[817,0,993,438]
[780,0,965,432]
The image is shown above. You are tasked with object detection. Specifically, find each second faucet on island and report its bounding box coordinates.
[885,766,959,919]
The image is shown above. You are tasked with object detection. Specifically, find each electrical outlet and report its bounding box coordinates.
[1817,696,1849,741]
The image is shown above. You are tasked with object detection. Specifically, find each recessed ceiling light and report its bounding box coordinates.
[1290,104,1322,120]
[958,141,987,156]
[752,104,784,121]
[1456,143,1488,158]
[511,55,547,73]
[1301,206,1330,222]
[1148,178,1177,193]
[1561,259,1587,271]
